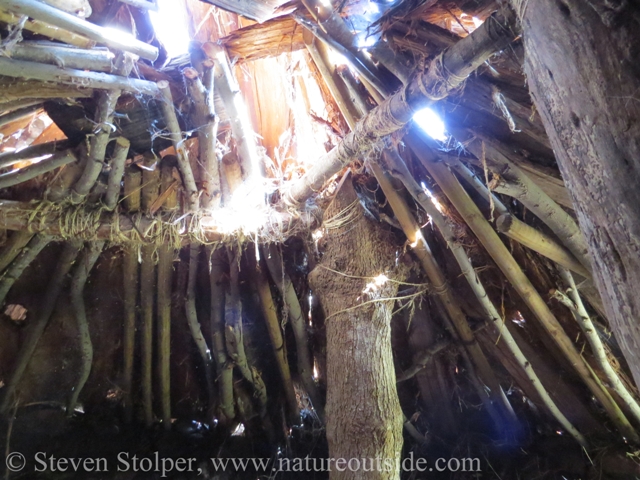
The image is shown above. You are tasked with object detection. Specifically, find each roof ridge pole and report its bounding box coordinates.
[284,6,519,205]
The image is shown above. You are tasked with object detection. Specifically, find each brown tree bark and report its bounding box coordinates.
[513,1,640,387]
[309,176,404,480]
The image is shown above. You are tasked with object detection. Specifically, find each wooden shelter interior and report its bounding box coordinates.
[0,0,639,478]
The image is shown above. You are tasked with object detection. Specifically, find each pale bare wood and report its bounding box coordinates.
[0,0,158,60]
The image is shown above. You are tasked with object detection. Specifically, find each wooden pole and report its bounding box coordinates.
[0,150,77,190]
[263,243,323,420]
[208,246,235,424]
[157,81,199,212]
[185,244,216,411]
[0,234,51,306]
[157,243,172,429]
[370,162,518,432]
[285,6,518,204]
[67,241,104,415]
[104,137,130,210]
[0,231,34,272]
[0,0,158,60]
[0,57,159,96]
[496,214,590,279]
[0,241,82,414]
[0,9,95,48]
[253,259,300,422]
[382,148,587,447]
[122,169,140,423]
[7,42,115,72]
[183,67,221,209]
[407,131,639,442]
[140,163,158,426]
[202,43,260,181]
[0,140,73,169]
[554,267,640,428]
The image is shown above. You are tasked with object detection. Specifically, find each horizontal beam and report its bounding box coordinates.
[7,41,116,72]
[0,200,309,244]
[0,57,159,96]
[0,0,158,60]
[0,151,77,189]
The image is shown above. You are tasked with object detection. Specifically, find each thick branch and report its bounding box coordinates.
[496,214,590,278]
[0,151,77,190]
[285,6,518,204]
[0,57,159,96]
[0,0,158,60]
[7,42,115,72]
[67,240,104,415]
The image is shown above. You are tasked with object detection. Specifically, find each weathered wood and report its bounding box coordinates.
[408,131,639,442]
[0,140,73,169]
[0,80,93,104]
[308,176,403,480]
[208,246,235,424]
[71,90,121,204]
[203,43,260,182]
[263,243,323,420]
[104,137,130,210]
[0,0,158,60]
[0,8,95,48]
[382,149,587,447]
[183,68,220,209]
[6,42,115,72]
[121,169,139,423]
[253,259,300,422]
[371,161,517,434]
[67,241,104,415]
[157,243,172,429]
[221,16,304,62]
[0,241,81,414]
[140,168,158,426]
[0,104,41,129]
[302,29,359,131]
[185,244,216,412]
[157,81,199,212]
[0,234,51,306]
[0,231,33,272]
[511,0,640,392]
[285,6,518,204]
[0,200,307,244]
[0,150,77,190]
[496,214,590,279]
[554,267,640,427]
[0,57,159,96]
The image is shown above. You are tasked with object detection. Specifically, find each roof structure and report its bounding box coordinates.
[0,0,639,478]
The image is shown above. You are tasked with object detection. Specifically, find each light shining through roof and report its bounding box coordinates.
[150,0,190,58]
[413,108,447,142]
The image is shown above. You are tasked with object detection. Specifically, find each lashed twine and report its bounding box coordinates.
[415,52,468,101]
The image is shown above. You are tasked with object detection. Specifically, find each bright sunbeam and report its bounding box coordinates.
[149,0,190,58]
[413,107,448,142]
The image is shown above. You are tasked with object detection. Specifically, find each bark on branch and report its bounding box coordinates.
[285,6,518,205]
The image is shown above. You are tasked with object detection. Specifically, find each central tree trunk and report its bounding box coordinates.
[513,1,640,387]
[309,176,404,480]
